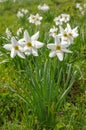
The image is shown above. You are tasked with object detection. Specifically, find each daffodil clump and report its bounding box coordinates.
[1,1,82,129]
[3,23,78,61]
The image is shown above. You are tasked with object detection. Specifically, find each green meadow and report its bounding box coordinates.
[0,0,86,130]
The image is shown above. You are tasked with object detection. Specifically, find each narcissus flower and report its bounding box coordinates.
[49,26,58,37]
[47,36,72,61]
[58,24,78,45]
[28,13,43,25]
[3,37,25,58]
[38,3,50,12]
[18,30,44,56]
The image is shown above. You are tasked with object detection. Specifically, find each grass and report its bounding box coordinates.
[0,0,86,129]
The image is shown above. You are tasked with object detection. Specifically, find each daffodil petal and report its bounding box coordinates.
[3,44,12,50]
[11,49,16,58]
[24,30,31,42]
[49,51,56,57]
[47,44,55,50]
[31,31,39,41]
[33,41,44,48]
[56,52,63,61]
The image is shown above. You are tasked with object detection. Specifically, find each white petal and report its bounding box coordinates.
[55,35,60,45]
[18,38,26,47]
[61,48,72,53]
[33,41,44,48]
[56,52,64,61]
[47,44,55,50]
[3,44,12,50]
[32,48,38,56]
[24,30,31,42]
[11,37,18,45]
[66,23,71,31]
[17,51,25,58]
[49,51,56,57]
[31,31,39,41]
[11,49,16,58]
[25,51,31,55]
[24,46,32,52]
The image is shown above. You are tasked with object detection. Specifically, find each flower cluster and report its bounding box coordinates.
[47,23,78,61]
[54,13,70,26]
[38,3,50,12]
[3,23,78,61]
[28,13,43,25]
[17,8,28,18]
[76,3,86,15]
[4,30,44,58]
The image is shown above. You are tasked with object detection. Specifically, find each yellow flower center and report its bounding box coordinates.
[56,45,61,51]
[27,42,32,47]
[14,45,19,50]
[64,33,68,37]
[68,33,72,36]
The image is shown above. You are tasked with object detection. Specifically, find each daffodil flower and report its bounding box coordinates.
[3,37,25,58]
[47,36,72,61]
[58,24,78,44]
[18,30,44,56]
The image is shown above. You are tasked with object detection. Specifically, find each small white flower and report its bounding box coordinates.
[17,11,24,18]
[38,3,50,12]
[5,28,12,39]
[58,24,78,45]
[21,9,28,14]
[0,0,7,2]
[84,3,86,8]
[3,37,25,58]
[17,9,28,18]
[47,36,72,61]
[49,26,58,37]
[18,30,44,56]
[17,27,23,36]
[60,14,70,23]
[54,16,63,26]
[28,13,43,25]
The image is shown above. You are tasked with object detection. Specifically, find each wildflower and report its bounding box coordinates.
[58,24,78,45]
[28,13,43,25]
[47,36,72,61]
[54,16,63,26]
[17,27,23,36]
[0,0,6,2]
[5,28,12,39]
[18,30,44,56]
[17,11,24,18]
[3,37,25,58]
[17,9,28,18]
[38,3,50,12]
[49,26,58,37]
[60,14,70,23]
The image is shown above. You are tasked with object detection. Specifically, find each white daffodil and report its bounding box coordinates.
[5,28,12,39]
[18,30,44,56]
[3,37,25,58]
[60,14,70,23]
[54,16,63,26]
[47,36,72,61]
[28,13,43,25]
[58,24,78,45]
[38,3,50,12]
[17,27,23,36]
[49,26,58,37]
